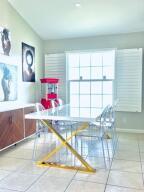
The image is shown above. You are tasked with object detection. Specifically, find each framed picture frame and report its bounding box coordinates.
[22,42,35,82]
[0,26,11,56]
[0,55,18,101]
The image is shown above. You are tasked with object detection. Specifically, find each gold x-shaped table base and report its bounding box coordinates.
[36,120,96,173]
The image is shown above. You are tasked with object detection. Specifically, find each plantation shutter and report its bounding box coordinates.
[115,48,142,112]
[45,53,66,102]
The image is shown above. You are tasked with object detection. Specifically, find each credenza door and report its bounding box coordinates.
[0,111,13,149]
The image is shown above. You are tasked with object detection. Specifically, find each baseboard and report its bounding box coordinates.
[116,128,144,134]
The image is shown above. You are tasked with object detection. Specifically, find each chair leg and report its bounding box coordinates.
[32,132,39,161]
[75,135,78,152]
[101,138,107,169]
[74,135,78,166]
[65,129,68,155]
[110,126,118,156]
[70,125,73,147]
[105,137,111,167]
[109,128,115,155]
[113,125,118,150]
[81,137,83,157]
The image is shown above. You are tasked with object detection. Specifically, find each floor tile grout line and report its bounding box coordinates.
[0,166,49,192]
[24,145,82,192]
[106,183,144,191]
[0,133,144,192]
[110,138,142,174]
[104,134,120,192]
[103,169,142,174]
[64,154,89,192]
[0,168,14,173]
[0,186,22,192]
[0,186,25,192]
[0,160,35,183]
[0,161,33,175]
[24,167,50,192]
[72,177,109,185]
[3,153,141,162]
[113,157,141,162]
[63,170,78,192]
[0,156,33,161]
[105,137,144,191]
[113,141,141,162]
[138,139,144,186]
[0,170,16,183]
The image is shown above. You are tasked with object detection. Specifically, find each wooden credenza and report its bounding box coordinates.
[0,105,36,150]
[0,110,14,149]
[24,106,36,137]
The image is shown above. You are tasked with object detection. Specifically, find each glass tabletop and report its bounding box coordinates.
[25,104,103,122]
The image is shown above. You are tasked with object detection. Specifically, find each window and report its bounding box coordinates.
[44,49,142,113]
[67,50,115,117]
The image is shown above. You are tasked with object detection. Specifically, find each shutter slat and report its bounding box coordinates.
[116,48,142,112]
[45,53,66,102]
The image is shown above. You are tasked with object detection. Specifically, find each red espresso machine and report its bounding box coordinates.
[40,78,60,109]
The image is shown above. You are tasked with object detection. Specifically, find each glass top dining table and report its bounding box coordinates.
[25,104,102,123]
[25,104,103,173]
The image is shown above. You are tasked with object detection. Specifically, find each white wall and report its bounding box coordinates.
[44,32,144,53]
[0,0,44,106]
[44,32,144,131]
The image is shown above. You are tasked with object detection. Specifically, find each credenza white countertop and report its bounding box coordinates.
[0,102,35,112]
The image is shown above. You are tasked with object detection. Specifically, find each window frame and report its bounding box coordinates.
[66,50,115,115]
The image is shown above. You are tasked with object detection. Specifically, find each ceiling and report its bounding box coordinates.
[9,0,144,40]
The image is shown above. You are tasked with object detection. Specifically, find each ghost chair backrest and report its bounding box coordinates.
[57,98,63,106]
[35,103,45,112]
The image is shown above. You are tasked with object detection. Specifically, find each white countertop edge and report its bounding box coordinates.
[0,103,35,112]
[25,113,95,122]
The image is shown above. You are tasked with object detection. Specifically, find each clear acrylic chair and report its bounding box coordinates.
[75,105,111,169]
[51,99,78,140]
[104,105,118,155]
[32,103,49,161]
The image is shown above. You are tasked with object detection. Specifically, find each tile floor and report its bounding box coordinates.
[0,132,144,192]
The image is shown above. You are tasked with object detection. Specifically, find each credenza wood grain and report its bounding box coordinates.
[24,106,36,137]
[0,106,36,150]
[0,111,13,149]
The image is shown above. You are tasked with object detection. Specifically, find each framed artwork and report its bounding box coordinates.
[22,42,35,82]
[0,62,17,101]
[0,26,11,56]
